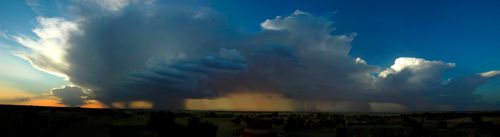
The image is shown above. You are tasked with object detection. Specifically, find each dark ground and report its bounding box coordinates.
[1,104,500,137]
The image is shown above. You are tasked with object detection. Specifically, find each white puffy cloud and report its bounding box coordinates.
[376,57,456,97]
[373,57,499,110]
[480,70,500,78]
[355,57,367,65]
[379,57,455,78]
[260,10,354,56]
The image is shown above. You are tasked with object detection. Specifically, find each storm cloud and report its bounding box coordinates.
[13,0,499,111]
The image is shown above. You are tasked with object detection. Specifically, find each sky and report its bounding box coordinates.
[0,0,499,111]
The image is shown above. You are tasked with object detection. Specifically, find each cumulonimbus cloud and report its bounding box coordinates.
[11,0,499,111]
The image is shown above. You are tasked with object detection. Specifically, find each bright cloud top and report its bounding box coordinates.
[13,17,81,78]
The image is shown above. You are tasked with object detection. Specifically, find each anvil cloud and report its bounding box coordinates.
[13,0,499,111]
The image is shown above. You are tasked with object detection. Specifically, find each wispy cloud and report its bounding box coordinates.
[25,0,44,15]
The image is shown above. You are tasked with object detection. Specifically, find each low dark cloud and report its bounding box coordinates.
[0,97,31,103]
[49,86,87,107]
[13,0,499,111]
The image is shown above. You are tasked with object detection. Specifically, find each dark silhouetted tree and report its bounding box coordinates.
[186,117,218,137]
[147,112,182,137]
[471,115,482,124]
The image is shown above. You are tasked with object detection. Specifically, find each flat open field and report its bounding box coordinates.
[1,105,500,137]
